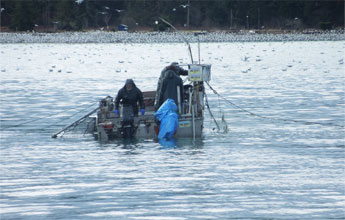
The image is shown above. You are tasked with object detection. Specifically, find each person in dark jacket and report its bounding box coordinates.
[157,70,184,111]
[114,79,145,117]
[161,62,188,77]
[154,62,188,110]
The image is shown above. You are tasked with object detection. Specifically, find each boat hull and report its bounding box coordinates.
[93,113,203,142]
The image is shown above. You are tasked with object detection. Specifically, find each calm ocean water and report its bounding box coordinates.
[1,41,344,219]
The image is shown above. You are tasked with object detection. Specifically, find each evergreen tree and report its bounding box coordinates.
[55,1,85,30]
[10,1,36,31]
[1,0,344,32]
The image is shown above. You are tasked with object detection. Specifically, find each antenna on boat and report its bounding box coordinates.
[194,32,207,64]
[158,17,194,64]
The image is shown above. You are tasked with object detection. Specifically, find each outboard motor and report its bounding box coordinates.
[98,96,114,121]
[121,104,135,138]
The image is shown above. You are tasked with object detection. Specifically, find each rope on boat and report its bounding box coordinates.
[1,102,97,129]
[159,17,194,64]
[205,81,345,129]
[204,92,220,131]
[44,102,97,129]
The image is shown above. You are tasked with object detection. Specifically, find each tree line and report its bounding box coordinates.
[1,0,343,32]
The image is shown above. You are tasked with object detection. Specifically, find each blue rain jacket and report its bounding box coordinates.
[154,99,178,139]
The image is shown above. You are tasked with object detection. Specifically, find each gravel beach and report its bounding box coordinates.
[0,30,344,43]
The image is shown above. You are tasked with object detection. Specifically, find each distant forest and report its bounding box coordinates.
[0,0,344,32]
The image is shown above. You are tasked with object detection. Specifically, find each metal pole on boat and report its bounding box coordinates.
[194,32,206,64]
[197,35,201,64]
[192,104,196,141]
[177,86,182,114]
[188,87,193,114]
[159,17,194,64]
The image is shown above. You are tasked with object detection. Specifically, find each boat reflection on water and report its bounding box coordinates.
[158,137,177,149]
[158,137,205,150]
[97,136,204,151]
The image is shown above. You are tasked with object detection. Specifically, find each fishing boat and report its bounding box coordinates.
[92,64,211,142]
[52,19,214,141]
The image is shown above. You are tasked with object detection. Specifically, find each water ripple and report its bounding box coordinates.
[1,42,344,219]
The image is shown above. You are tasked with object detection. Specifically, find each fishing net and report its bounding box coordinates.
[51,106,99,138]
[57,116,96,137]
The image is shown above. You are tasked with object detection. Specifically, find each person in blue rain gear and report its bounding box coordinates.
[154,99,179,140]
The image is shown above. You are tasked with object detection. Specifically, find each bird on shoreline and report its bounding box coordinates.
[0,30,343,44]
[75,0,84,4]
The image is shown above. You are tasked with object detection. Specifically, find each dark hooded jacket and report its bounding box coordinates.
[161,62,188,77]
[154,62,188,110]
[158,70,184,109]
[115,79,145,116]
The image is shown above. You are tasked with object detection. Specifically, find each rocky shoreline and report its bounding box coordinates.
[0,30,344,43]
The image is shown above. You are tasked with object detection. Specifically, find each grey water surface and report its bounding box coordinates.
[1,41,344,219]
